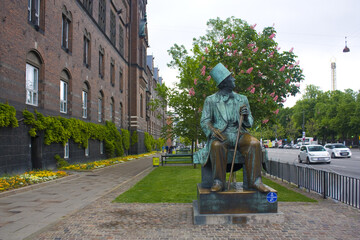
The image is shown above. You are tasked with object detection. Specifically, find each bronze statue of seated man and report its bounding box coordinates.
[194,63,270,193]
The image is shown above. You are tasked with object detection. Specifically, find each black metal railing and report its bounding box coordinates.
[266,159,360,209]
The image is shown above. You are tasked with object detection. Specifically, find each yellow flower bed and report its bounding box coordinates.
[0,152,157,192]
[0,170,67,192]
[60,152,157,171]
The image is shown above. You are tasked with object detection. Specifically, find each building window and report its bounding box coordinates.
[119,26,124,56]
[119,103,123,128]
[100,141,104,154]
[83,30,91,67]
[98,98,102,122]
[110,60,115,86]
[98,91,104,123]
[119,68,123,93]
[110,98,115,122]
[140,94,143,118]
[60,70,70,114]
[82,90,88,118]
[99,46,104,79]
[28,0,40,26]
[98,0,106,31]
[61,6,72,52]
[110,10,116,45]
[60,80,68,113]
[82,0,93,14]
[110,101,113,122]
[85,144,89,156]
[64,141,69,159]
[82,82,90,119]
[26,63,39,106]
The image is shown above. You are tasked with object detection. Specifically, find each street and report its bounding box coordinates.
[266,148,360,179]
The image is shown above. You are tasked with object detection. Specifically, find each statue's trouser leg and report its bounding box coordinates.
[238,133,262,189]
[210,140,228,186]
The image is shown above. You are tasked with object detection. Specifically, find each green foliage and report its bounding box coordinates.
[54,154,69,168]
[22,110,125,154]
[156,137,166,150]
[121,129,130,150]
[251,86,360,144]
[131,131,138,146]
[144,132,153,152]
[165,17,304,146]
[0,103,19,128]
[104,139,115,158]
[105,121,123,156]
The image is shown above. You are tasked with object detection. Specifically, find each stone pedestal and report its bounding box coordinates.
[196,183,277,214]
[193,200,284,225]
[193,182,279,225]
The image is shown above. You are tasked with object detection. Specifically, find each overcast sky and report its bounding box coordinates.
[146,0,360,107]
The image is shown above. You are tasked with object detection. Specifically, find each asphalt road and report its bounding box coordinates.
[266,147,360,179]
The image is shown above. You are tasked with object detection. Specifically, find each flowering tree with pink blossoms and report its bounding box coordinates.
[166,17,304,146]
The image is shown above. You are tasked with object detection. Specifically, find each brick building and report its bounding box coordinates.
[0,0,166,174]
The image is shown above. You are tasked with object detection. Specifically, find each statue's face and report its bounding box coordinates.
[228,76,235,89]
[218,76,235,91]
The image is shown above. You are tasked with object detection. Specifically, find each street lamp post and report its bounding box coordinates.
[343,37,350,53]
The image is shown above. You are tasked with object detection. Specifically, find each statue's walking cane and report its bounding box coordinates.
[227,105,246,190]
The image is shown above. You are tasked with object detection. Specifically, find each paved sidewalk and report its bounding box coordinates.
[1,154,360,240]
[0,154,157,240]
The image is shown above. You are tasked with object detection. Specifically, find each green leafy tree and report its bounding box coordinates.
[167,17,304,145]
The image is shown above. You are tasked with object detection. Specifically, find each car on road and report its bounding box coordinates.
[324,143,352,158]
[298,145,331,164]
[283,144,292,149]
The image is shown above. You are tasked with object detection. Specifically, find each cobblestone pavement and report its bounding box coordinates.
[1,153,360,240]
[29,168,360,239]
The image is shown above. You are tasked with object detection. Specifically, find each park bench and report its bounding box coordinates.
[161,153,194,166]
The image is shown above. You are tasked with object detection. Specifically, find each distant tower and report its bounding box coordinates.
[330,58,336,91]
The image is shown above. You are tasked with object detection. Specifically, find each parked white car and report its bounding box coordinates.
[298,145,331,164]
[324,143,352,158]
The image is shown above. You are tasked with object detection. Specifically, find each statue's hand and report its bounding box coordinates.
[213,128,227,142]
[240,106,249,116]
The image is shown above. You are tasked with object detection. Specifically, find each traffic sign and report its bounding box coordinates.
[266,192,277,203]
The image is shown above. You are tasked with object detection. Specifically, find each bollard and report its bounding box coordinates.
[152,157,160,167]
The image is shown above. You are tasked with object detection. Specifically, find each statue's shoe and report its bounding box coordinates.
[210,182,223,192]
[251,182,271,193]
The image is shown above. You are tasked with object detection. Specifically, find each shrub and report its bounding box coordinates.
[131,131,138,146]
[55,154,69,168]
[121,129,130,150]
[105,139,115,158]
[0,102,18,128]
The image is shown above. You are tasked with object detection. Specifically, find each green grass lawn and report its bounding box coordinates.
[114,166,317,203]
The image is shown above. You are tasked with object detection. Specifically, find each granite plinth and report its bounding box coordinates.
[196,183,277,214]
[193,200,284,225]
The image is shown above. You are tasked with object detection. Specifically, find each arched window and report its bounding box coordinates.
[61,5,73,53]
[110,97,115,122]
[83,29,91,68]
[98,91,104,122]
[119,102,123,128]
[140,94,143,118]
[60,69,71,114]
[26,51,43,106]
[82,82,90,119]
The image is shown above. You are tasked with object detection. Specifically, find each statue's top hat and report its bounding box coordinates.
[210,63,232,86]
